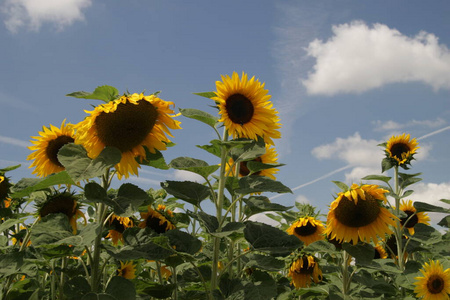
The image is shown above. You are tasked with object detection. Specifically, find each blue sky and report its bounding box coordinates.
[1,0,450,225]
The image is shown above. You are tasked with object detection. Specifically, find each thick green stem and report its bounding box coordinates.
[341,250,351,297]
[393,166,405,270]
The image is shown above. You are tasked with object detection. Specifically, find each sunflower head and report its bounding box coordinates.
[117,261,137,280]
[382,133,419,170]
[75,93,181,179]
[398,200,430,235]
[286,216,325,246]
[287,255,323,289]
[0,174,12,202]
[325,184,396,245]
[414,260,450,299]
[139,204,176,234]
[27,120,76,178]
[36,191,86,234]
[212,72,281,145]
[106,214,135,245]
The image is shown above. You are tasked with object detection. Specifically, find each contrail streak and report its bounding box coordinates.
[0,136,29,148]
[417,125,450,141]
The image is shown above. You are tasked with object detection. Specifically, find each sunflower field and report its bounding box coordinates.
[1,72,449,300]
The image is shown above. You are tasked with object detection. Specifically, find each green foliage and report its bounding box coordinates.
[179,108,219,128]
[66,85,120,103]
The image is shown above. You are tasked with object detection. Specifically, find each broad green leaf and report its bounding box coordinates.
[243,271,277,300]
[58,144,121,182]
[438,215,450,228]
[210,221,245,238]
[0,164,21,172]
[381,157,394,173]
[409,223,442,245]
[219,274,244,298]
[84,182,110,204]
[64,277,91,299]
[66,85,119,102]
[303,240,337,254]
[11,172,75,198]
[342,243,375,264]
[164,229,202,254]
[0,250,24,277]
[236,177,292,195]
[332,181,349,192]
[244,196,292,217]
[81,293,117,300]
[197,141,222,158]
[245,161,284,175]
[244,253,285,271]
[105,277,136,300]
[138,147,169,170]
[193,91,216,99]
[188,210,219,233]
[112,183,149,216]
[105,237,173,261]
[30,214,73,246]
[440,199,450,205]
[361,175,392,184]
[161,180,211,207]
[230,137,266,162]
[179,108,218,128]
[244,221,302,256]
[0,218,27,232]
[169,157,219,178]
[135,281,175,299]
[414,201,450,213]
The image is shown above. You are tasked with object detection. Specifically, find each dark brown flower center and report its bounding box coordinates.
[46,135,75,167]
[146,214,170,234]
[239,157,262,176]
[400,210,419,228]
[95,100,158,153]
[390,143,410,160]
[110,218,126,233]
[225,94,254,125]
[294,256,314,275]
[40,195,76,219]
[294,221,317,237]
[0,176,11,200]
[333,193,380,227]
[427,275,444,294]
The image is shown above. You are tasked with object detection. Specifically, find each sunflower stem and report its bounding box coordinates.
[393,165,405,271]
[341,250,351,297]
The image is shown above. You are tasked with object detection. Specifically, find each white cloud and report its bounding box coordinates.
[0,135,30,148]
[303,21,450,95]
[373,118,446,132]
[295,195,310,204]
[408,182,450,225]
[173,170,205,183]
[2,0,92,33]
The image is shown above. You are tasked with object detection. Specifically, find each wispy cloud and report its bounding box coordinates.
[373,118,446,132]
[303,21,450,95]
[1,0,92,33]
[0,135,30,148]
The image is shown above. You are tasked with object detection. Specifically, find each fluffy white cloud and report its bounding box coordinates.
[303,21,450,95]
[408,182,450,225]
[2,0,91,33]
[173,170,205,183]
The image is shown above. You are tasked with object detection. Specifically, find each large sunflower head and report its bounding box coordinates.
[384,133,419,168]
[27,120,76,177]
[139,204,175,234]
[75,93,181,179]
[36,192,86,234]
[286,216,325,246]
[398,199,430,235]
[414,260,450,300]
[226,144,279,179]
[106,214,135,245]
[325,184,396,245]
[212,72,281,145]
[117,261,137,280]
[287,255,323,289]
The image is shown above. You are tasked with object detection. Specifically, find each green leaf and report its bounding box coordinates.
[342,243,375,264]
[230,137,266,163]
[245,161,284,175]
[0,218,27,232]
[236,177,292,195]
[81,293,117,300]
[438,215,450,228]
[161,181,211,207]
[188,211,219,233]
[197,140,222,158]
[30,214,73,246]
[105,277,136,300]
[164,229,202,254]
[244,196,292,217]
[112,183,150,217]
[244,253,285,271]
[66,85,119,102]
[179,108,218,128]
[244,221,302,256]
[0,250,24,277]
[0,164,21,172]
[135,281,175,299]
[243,271,277,300]
[58,144,121,182]
[440,199,450,205]
[193,91,216,99]
[409,223,442,245]
[138,147,169,170]
[303,240,337,254]
[361,175,392,184]
[381,157,394,173]
[11,172,75,198]
[84,182,110,204]
[414,201,450,213]
[169,157,219,178]
[332,181,349,192]
[64,277,91,299]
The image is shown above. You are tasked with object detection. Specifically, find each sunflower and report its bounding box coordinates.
[75,93,181,179]
[139,205,175,234]
[374,244,388,259]
[0,175,12,200]
[287,216,325,246]
[325,184,396,245]
[212,72,281,145]
[226,144,279,179]
[398,199,430,235]
[117,261,137,280]
[384,133,419,167]
[11,225,31,247]
[288,255,323,289]
[37,192,86,234]
[27,120,76,177]
[414,260,450,300]
[106,214,134,245]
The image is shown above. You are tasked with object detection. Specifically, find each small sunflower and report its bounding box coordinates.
[212,72,281,145]
[398,200,430,235]
[287,216,325,246]
[226,144,279,179]
[325,184,396,245]
[37,192,86,234]
[374,244,388,259]
[75,93,181,179]
[0,175,12,201]
[27,120,76,177]
[414,260,450,300]
[106,214,134,245]
[384,133,419,167]
[288,255,323,289]
[139,205,175,234]
[117,261,137,280]
[11,225,31,247]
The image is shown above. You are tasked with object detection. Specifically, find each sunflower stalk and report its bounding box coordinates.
[341,250,352,297]
[393,165,405,271]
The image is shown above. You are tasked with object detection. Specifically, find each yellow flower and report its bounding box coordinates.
[27,120,75,177]
[374,244,388,259]
[398,200,430,235]
[385,133,419,166]
[11,225,31,247]
[325,184,396,245]
[106,214,134,245]
[212,72,281,145]
[75,93,181,179]
[286,216,325,246]
[117,261,137,280]
[288,255,323,289]
[139,206,175,233]
[0,175,12,201]
[414,260,450,300]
